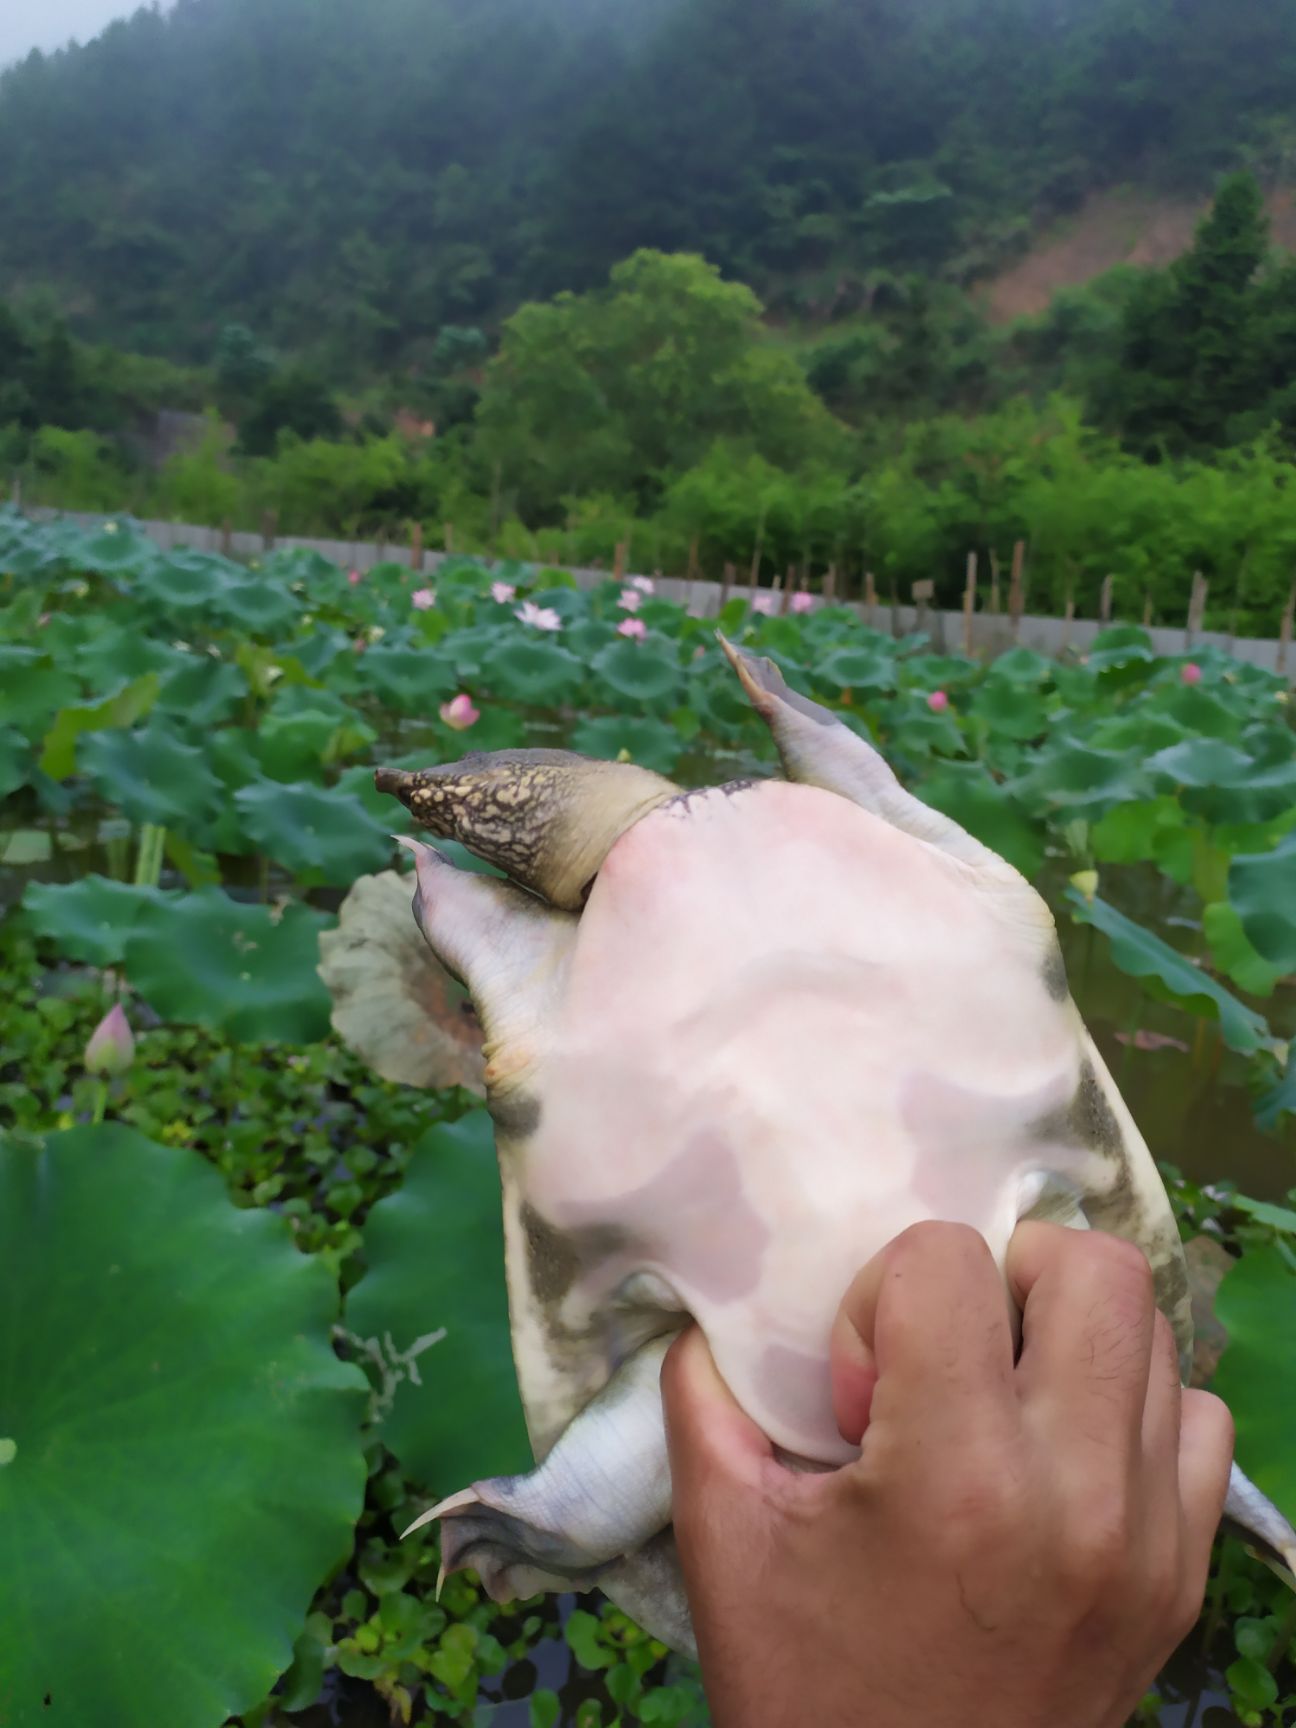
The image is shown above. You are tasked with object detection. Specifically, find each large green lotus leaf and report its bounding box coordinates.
[72,623,179,689]
[81,723,223,830]
[132,549,234,611]
[234,780,393,884]
[481,638,588,707]
[1084,625,1155,675]
[23,876,181,966]
[75,523,157,575]
[591,639,684,708]
[1065,889,1270,1055]
[1010,741,1151,819]
[990,646,1054,686]
[0,648,78,732]
[1090,797,1189,867]
[356,646,460,714]
[812,646,897,695]
[1146,683,1246,742]
[0,1124,367,1728]
[155,658,248,728]
[1202,903,1284,998]
[882,697,967,762]
[254,708,344,782]
[0,726,32,799]
[1146,737,1253,789]
[916,765,1043,879]
[1228,833,1296,975]
[968,677,1048,741]
[347,1111,529,1492]
[1086,710,1193,755]
[1212,1249,1296,1525]
[125,891,334,1041]
[294,626,351,681]
[570,713,685,777]
[214,576,302,636]
[38,673,161,780]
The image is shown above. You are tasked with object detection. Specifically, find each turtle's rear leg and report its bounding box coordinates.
[407,1337,675,1601]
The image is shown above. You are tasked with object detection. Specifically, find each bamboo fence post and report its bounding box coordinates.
[613,541,626,585]
[962,551,977,656]
[443,522,455,554]
[781,565,797,614]
[261,509,277,551]
[720,562,735,612]
[890,582,900,639]
[1062,581,1075,652]
[749,505,766,591]
[1277,583,1295,678]
[912,577,934,637]
[1185,571,1208,648]
[409,521,423,570]
[1099,574,1114,626]
[1142,592,1153,628]
[989,549,1001,615]
[864,570,878,630]
[1008,539,1026,643]
[824,563,837,601]
[220,518,233,558]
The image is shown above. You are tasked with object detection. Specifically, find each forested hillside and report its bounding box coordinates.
[3,0,1296,372]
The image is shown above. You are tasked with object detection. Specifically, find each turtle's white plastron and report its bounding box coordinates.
[366,639,1295,1654]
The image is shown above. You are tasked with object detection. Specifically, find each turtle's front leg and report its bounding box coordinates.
[407,1336,676,1601]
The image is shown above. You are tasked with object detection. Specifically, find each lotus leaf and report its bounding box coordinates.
[1228,833,1296,974]
[358,645,460,713]
[917,764,1043,879]
[0,726,32,799]
[570,713,685,776]
[1065,888,1270,1055]
[591,638,683,706]
[1213,1248,1296,1524]
[125,889,335,1041]
[23,875,181,966]
[233,780,393,884]
[38,673,161,780]
[0,1123,367,1728]
[81,723,223,830]
[347,1111,529,1491]
[155,658,248,728]
[812,645,897,696]
[1202,903,1284,998]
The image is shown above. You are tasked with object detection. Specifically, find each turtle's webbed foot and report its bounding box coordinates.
[411,1480,607,1602]
[404,1337,676,1604]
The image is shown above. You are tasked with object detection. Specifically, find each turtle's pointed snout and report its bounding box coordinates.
[375,765,417,803]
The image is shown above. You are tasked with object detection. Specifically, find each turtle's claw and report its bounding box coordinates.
[406,1479,604,1603]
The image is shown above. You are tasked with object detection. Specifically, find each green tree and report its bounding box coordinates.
[476,250,845,519]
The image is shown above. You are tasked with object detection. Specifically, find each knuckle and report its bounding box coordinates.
[891,1219,992,1274]
[1087,1232,1156,1300]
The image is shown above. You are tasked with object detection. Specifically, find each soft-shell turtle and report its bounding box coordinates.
[372,639,1296,1653]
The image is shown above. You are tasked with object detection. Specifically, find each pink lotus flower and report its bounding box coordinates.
[790,592,814,614]
[85,1004,134,1076]
[618,588,642,612]
[629,575,655,594]
[491,581,516,604]
[411,588,436,610]
[1181,662,1202,685]
[353,636,366,654]
[440,692,480,730]
[927,690,950,713]
[617,617,647,640]
[751,594,777,616]
[516,600,563,632]
[347,569,362,586]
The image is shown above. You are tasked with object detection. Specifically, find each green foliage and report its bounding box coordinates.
[0,1123,368,1728]
[346,1112,530,1493]
[1214,1248,1296,1524]
[2,510,1295,1724]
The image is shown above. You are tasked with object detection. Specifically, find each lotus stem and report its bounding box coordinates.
[91,1079,109,1126]
[133,822,166,888]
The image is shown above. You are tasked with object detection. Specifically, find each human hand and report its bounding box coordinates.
[661,1221,1234,1728]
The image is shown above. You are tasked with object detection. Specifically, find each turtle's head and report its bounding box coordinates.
[375,749,678,910]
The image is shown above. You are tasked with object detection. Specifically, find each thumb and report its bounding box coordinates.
[661,1326,773,1507]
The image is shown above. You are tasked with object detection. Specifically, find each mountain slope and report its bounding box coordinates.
[2,0,1296,375]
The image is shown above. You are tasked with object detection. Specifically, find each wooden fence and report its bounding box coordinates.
[18,505,1296,681]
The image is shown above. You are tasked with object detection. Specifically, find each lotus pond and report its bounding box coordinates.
[0,504,1294,1728]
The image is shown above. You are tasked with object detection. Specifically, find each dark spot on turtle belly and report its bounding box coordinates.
[1030,1059,1124,1159]
[663,780,756,815]
[491,1090,542,1140]
[1041,944,1070,1003]
[521,1202,627,1307]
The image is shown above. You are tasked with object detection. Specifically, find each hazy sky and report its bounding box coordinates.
[0,2,167,70]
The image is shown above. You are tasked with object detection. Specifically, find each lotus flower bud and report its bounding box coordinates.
[85,1004,134,1076]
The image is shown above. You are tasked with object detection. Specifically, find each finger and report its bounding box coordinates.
[1176,1389,1234,1583]
[834,1222,1017,1444]
[1007,1222,1157,1447]
[1140,1309,1183,1471]
[661,1326,774,1504]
